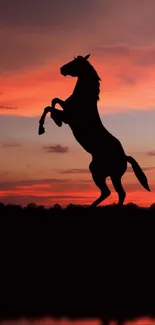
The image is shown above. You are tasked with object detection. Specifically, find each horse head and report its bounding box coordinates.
[60,54,91,77]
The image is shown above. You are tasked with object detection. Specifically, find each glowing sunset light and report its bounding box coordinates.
[0,0,155,207]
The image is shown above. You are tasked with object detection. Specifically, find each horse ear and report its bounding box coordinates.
[84,54,91,60]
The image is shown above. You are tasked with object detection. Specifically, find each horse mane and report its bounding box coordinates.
[75,56,101,102]
[87,62,101,101]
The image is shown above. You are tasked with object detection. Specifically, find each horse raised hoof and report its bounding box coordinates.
[38,124,45,135]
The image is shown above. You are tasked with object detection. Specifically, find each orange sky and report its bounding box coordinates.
[0,0,155,207]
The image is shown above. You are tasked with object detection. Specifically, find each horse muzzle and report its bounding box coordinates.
[60,67,67,76]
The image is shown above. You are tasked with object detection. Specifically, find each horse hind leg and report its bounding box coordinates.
[111,176,126,205]
[89,162,111,207]
[90,183,110,207]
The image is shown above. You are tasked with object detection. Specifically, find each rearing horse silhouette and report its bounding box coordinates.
[39,54,150,206]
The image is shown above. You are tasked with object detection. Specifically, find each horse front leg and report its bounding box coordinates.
[38,106,51,135]
[38,98,67,135]
[51,97,64,109]
[51,109,68,127]
[51,97,68,126]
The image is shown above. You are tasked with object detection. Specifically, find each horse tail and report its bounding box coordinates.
[126,156,150,192]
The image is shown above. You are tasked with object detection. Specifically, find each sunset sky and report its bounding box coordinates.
[1,0,155,207]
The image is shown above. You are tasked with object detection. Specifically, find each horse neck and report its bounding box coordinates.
[71,76,108,134]
[73,75,99,103]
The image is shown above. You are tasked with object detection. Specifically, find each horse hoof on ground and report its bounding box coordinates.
[89,204,97,209]
[38,125,45,135]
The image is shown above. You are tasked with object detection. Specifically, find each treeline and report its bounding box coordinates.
[0,202,155,324]
[0,201,155,217]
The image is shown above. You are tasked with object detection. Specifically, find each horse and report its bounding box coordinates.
[38,54,150,206]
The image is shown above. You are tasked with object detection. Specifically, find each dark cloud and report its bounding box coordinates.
[0,178,95,199]
[1,176,153,192]
[0,0,96,28]
[1,1,155,73]
[0,105,17,110]
[61,168,89,174]
[43,144,69,153]
[147,151,155,156]
[0,178,69,191]
[0,0,98,73]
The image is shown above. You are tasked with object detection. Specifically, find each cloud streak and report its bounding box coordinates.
[127,166,155,173]
[0,178,69,191]
[1,142,21,148]
[95,45,155,67]
[117,74,137,85]
[61,168,89,174]
[43,145,69,153]
[147,151,155,156]
[0,105,17,110]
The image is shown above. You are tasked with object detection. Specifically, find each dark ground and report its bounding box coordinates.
[0,202,155,324]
